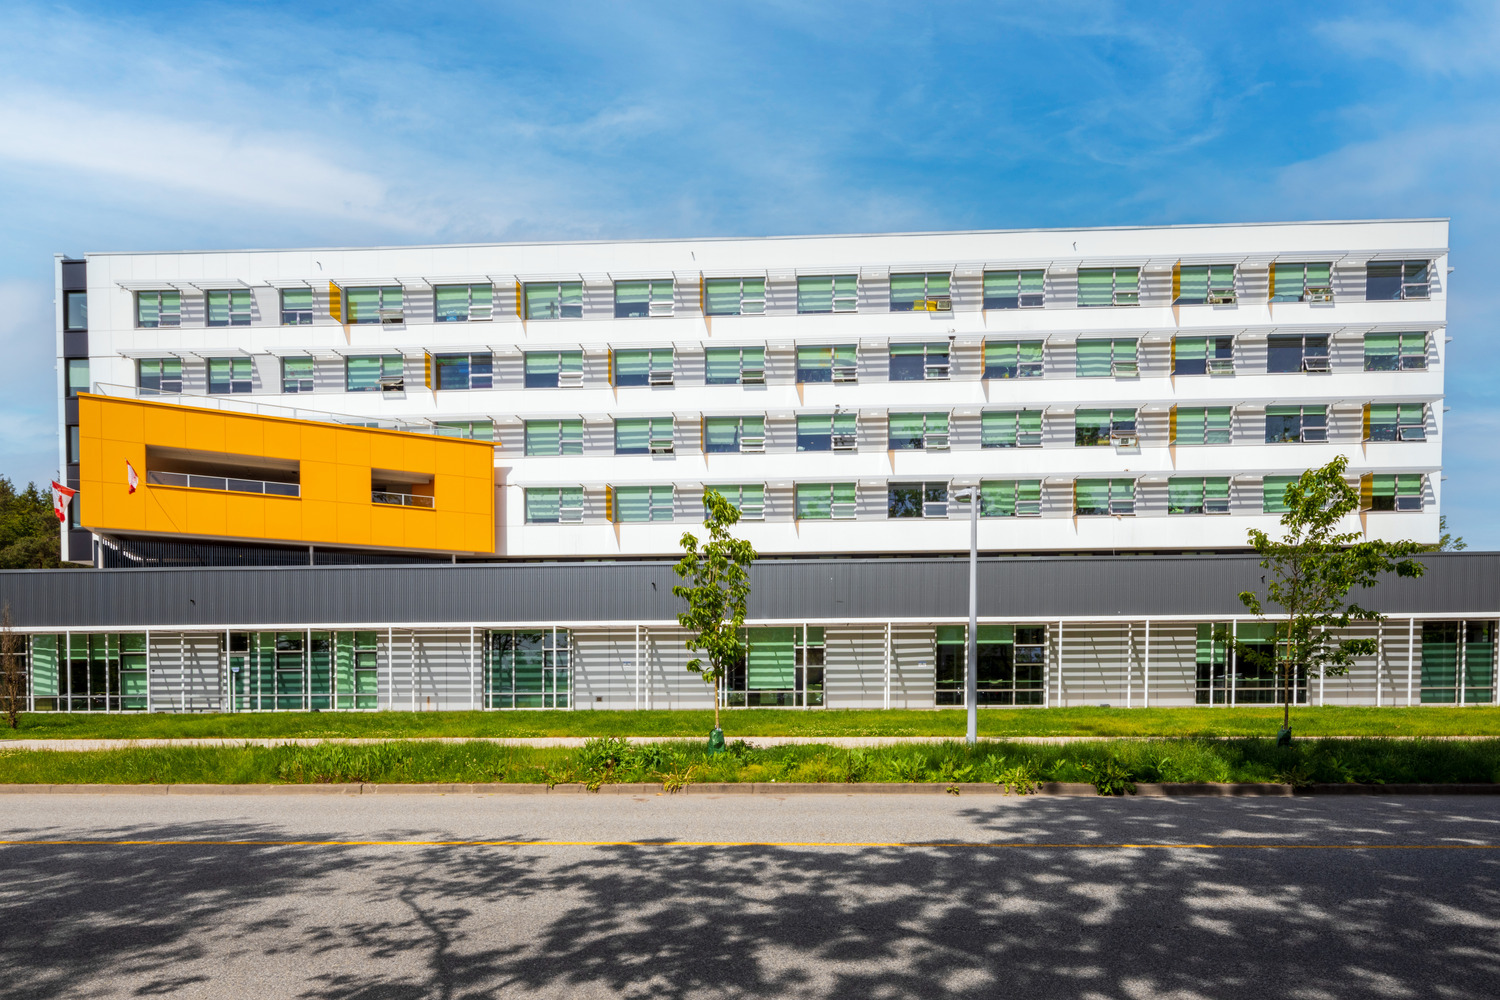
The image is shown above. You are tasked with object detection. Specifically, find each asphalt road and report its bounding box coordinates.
[2,793,1499,999]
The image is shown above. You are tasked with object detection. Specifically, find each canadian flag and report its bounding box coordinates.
[126,460,139,494]
[51,481,76,523]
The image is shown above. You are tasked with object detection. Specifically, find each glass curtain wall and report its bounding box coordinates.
[484,629,570,708]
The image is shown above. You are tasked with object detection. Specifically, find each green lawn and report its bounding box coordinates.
[0,737,1496,787]
[4,705,1500,739]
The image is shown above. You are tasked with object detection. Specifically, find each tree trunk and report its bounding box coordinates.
[713,673,721,731]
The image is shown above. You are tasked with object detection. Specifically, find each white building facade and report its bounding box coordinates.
[57,219,1447,562]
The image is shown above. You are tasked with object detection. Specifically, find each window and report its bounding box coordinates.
[935,625,1046,706]
[982,270,1044,309]
[432,353,492,390]
[1271,261,1333,303]
[484,628,570,708]
[207,289,252,327]
[611,485,673,522]
[797,274,857,313]
[705,277,766,316]
[889,272,951,312]
[1267,334,1330,373]
[524,351,584,388]
[136,290,181,328]
[888,482,948,518]
[207,357,252,394]
[613,349,673,387]
[1172,407,1232,446]
[65,358,90,397]
[1419,622,1494,704]
[281,358,314,393]
[705,347,766,385]
[889,343,949,381]
[138,357,182,394]
[1075,478,1135,516]
[1367,260,1430,301]
[280,288,313,325]
[524,281,582,319]
[64,291,87,331]
[1265,405,1327,443]
[795,482,856,519]
[888,412,949,450]
[1075,409,1136,447]
[435,283,493,322]
[614,417,674,455]
[525,420,583,456]
[978,479,1042,517]
[1366,404,1426,442]
[713,484,765,520]
[615,279,673,318]
[704,416,765,454]
[797,412,857,452]
[526,487,584,524]
[435,420,494,441]
[983,340,1043,379]
[1365,474,1424,512]
[1169,477,1231,515]
[981,410,1043,448]
[345,286,402,324]
[796,344,857,383]
[1077,267,1139,307]
[346,355,404,392]
[67,425,80,464]
[1364,332,1427,371]
[1175,264,1236,305]
[727,626,821,707]
[1173,336,1234,375]
[1263,476,1298,514]
[1195,622,1234,704]
[1076,338,1138,377]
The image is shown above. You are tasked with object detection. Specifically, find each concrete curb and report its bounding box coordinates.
[0,782,1496,796]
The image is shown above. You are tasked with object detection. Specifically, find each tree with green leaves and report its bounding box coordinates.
[1228,456,1424,741]
[672,489,756,735]
[1432,514,1467,552]
[0,477,64,569]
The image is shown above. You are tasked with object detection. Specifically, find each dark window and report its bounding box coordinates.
[1267,335,1329,373]
[64,291,88,332]
[1367,260,1430,301]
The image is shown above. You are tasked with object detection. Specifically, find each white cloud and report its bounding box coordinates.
[0,93,397,226]
[1317,2,1500,78]
[0,279,58,478]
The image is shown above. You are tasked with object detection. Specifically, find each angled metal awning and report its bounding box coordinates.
[263,277,315,289]
[181,279,251,291]
[114,279,197,292]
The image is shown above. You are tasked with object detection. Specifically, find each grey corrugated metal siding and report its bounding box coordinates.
[0,553,1495,629]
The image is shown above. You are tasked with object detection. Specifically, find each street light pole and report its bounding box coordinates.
[957,487,979,745]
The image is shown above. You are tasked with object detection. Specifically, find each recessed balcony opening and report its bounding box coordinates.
[372,469,435,509]
[145,446,300,497]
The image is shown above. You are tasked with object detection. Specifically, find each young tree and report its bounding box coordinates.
[673,489,756,736]
[1432,515,1467,552]
[0,603,23,729]
[1229,456,1424,741]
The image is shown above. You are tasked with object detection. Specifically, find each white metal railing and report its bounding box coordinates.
[557,369,585,388]
[147,470,300,497]
[372,490,434,508]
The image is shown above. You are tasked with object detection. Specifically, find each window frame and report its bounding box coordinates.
[1271,261,1333,303]
[65,358,90,398]
[345,355,404,393]
[889,272,952,313]
[796,344,858,383]
[612,348,674,387]
[1366,403,1426,443]
[1366,260,1431,301]
[1264,405,1328,444]
[523,351,584,389]
[524,419,584,456]
[1363,332,1428,372]
[704,277,767,317]
[982,269,1044,310]
[138,357,183,394]
[983,339,1044,379]
[432,352,493,391]
[206,357,253,395]
[611,484,674,523]
[794,482,857,520]
[1075,478,1136,516]
[796,274,858,314]
[981,410,1043,449]
[1266,334,1331,374]
[1075,338,1139,378]
[1367,473,1424,512]
[280,357,315,394]
[614,279,674,318]
[525,487,585,524]
[206,289,253,328]
[1171,406,1233,446]
[796,412,857,452]
[1076,267,1140,307]
[887,481,949,519]
[1168,476,1231,515]
[1172,335,1234,376]
[135,290,181,329]
[1174,264,1237,305]
[344,285,403,325]
[888,342,950,382]
[705,346,766,385]
[711,484,766,520]
[613,417,674,456]
[64,291,88,332]
[434,283,494,323]
[1075,408,1137,448]
[523,281,583,320]
[976,479,1043,517]
[704,416,766,454]
[887,412,950,451]
[279,287,314,325]
[434,420,494,441]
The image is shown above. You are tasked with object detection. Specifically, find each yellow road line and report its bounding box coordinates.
[0,839,1496,850]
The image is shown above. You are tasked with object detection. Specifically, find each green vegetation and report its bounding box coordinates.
[0,477,64,569]
[673,488,756,732]
[2,737,1498,789]
[10,706,1500,740]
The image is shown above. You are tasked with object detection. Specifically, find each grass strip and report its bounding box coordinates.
[2,737,1498,789]
[7,706,1500,741]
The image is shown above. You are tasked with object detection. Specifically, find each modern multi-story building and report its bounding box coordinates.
[56,219,1446,565]
[17,218,1487,716]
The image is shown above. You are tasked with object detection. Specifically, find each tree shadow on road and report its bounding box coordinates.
[2,797,1499,998]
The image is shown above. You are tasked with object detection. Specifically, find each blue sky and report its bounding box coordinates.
[1,1,1495,544]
